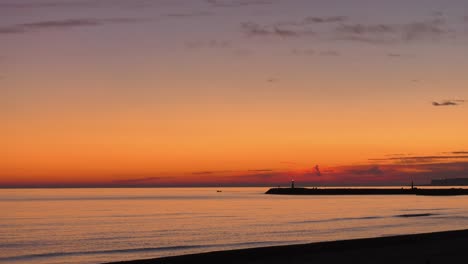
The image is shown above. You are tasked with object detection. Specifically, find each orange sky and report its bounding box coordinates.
[2,0,468,187]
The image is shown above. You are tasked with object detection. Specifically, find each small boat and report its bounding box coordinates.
[216,190,222,193]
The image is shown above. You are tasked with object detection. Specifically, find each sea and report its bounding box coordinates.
[2,187,468,264]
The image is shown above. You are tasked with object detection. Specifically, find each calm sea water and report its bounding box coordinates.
[2,187,468,264]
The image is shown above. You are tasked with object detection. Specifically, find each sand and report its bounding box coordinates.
[105,229,468,264]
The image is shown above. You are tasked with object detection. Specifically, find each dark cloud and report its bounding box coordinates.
[432,100,465,106]
[0,18,141,35]
[275,16,347,27]
[248,169,273,172]
[452,151,468,154]
[242,16,346,38]
[348,166,384,176]
[369,155,468,164]
[432,101,457,106]
[206,0,273,8]
[314,165,322,176]
[407,162,468,181]
[241,22,313,38]
[334,19,449,43]
[304,16,347,24]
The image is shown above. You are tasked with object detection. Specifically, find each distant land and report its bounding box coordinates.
[431,178,468,186]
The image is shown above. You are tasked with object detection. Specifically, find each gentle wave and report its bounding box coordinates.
[0,241,298,262]
[290,216,384,224]
[291,213,441,224]
[394,213,437,218]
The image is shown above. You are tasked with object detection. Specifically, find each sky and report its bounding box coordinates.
[1,0,468,187]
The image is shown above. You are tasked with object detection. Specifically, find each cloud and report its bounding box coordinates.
[432,100,465,106]
[405,162,468,181]
[304,16,347,24]
[334,19,449,43]
[452,151,468,154]
[348,166,384,176]
[241,22,313,38]
[369,155,468,164]
[314,165,322,176]
[275,16,347,27]
[248,169,273,172]
[0,18,141,35]
[241,16,346,38]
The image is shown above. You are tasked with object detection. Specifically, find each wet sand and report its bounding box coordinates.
[106,229,468,264]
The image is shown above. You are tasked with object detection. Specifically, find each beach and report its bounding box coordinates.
[107,229,468,264]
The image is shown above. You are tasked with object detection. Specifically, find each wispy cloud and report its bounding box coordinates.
[369,154,468,164]
[432,100,465,106]
[0,18,141,35]
[452,151,468,154]
[248,169,273,172]
[241,16,346,38]
[241,22,305,38]
[304,16,347,24]
[275,16,347,27]
[334,19,450,43]
[348,166,384,176]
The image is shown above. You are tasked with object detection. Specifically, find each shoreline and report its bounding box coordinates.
[106,229,468,264]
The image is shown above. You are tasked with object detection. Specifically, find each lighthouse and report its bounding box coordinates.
[291,179,295,189]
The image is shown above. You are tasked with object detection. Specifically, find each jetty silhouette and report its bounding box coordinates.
[266,180,468,196]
